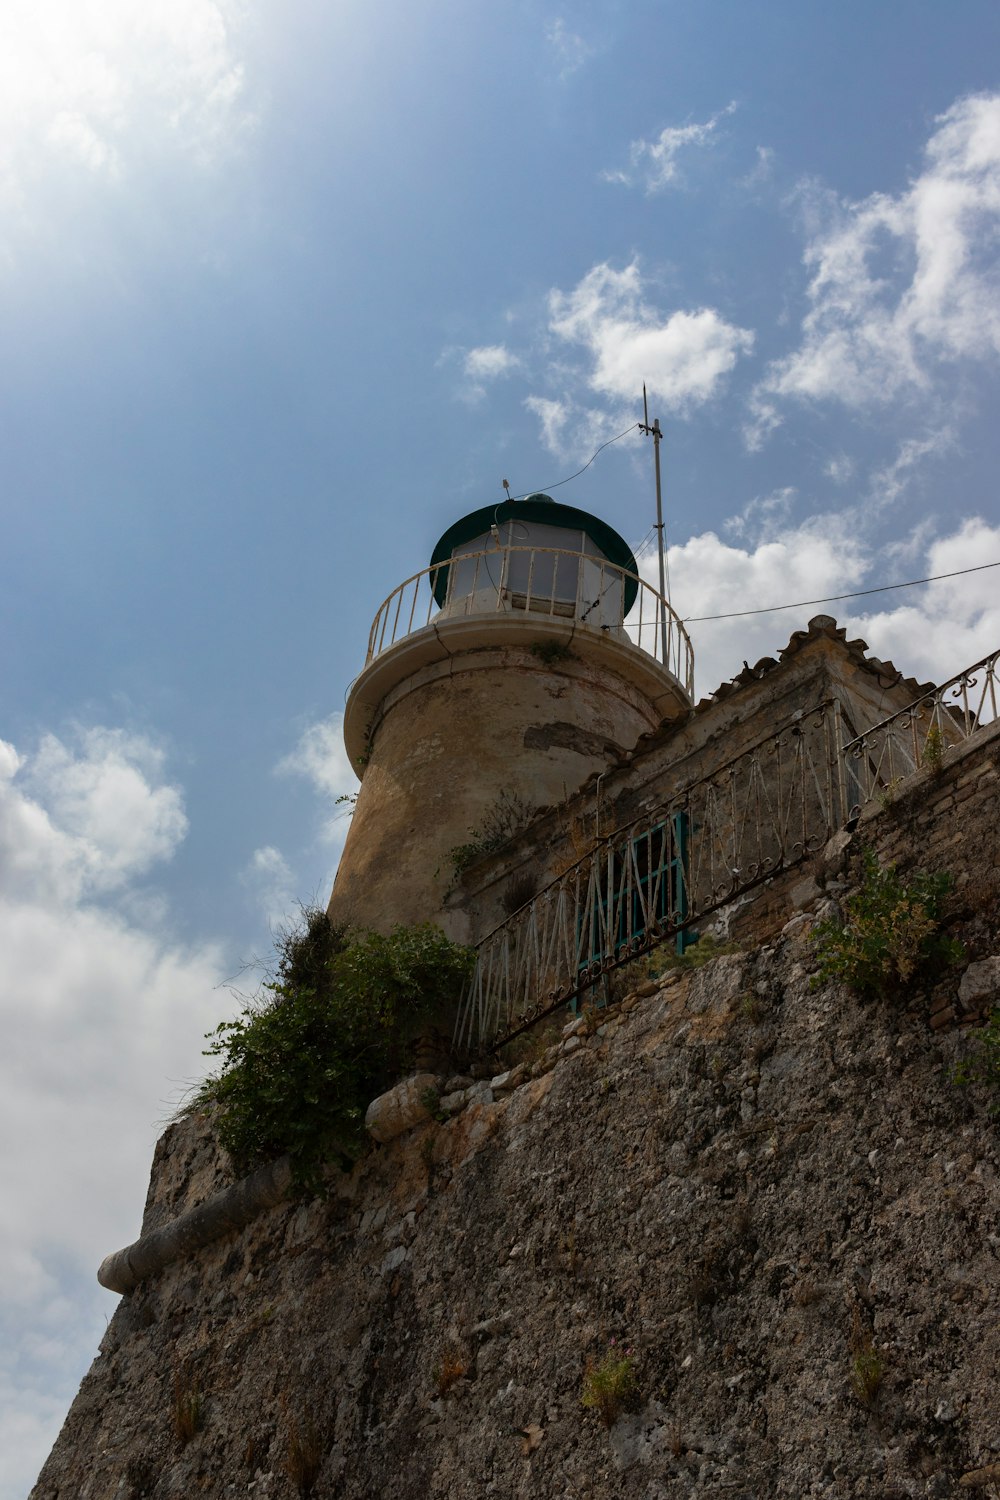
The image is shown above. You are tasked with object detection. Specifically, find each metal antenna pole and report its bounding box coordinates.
[640,385,669,665]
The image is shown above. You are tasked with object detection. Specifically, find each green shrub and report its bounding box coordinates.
[953,1008,1000,1113]
[921,722,946,776]
[849,1346,885,1413]
[812,851,962,998]
[581,1343,639,1427]
[198,916,474,1191]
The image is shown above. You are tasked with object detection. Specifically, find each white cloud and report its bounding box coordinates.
[464,344,519,380]
[606,102,737,193]
[279,713,359,846]
[866,428,954,513]
[0,724,226,1497]
[750,93,1000,437]
[661,513,867,698]
[523,394,572,456]
[723,486,797,541]
[742,144,775,190]
[659,513,1000,701]
[522,394,627,464]
[846,517,1000,684]
[545,19,595,80]
[0,728,188,911]
[824,453,855,484]
[242,844,295,928]
[458,343,521,402]
[546,259,754,413]
[0,0,252,216]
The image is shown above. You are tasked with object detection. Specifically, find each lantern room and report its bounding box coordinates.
[429,492,639,634]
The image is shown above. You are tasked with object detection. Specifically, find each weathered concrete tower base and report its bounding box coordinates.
[330,616,684,937]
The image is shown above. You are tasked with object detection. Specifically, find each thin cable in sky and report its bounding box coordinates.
[632,525,658,559]
[681,559,1000,622]
[511,423,641,499]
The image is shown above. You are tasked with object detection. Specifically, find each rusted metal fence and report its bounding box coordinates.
[454,699,850,1052]
[841,647,1000,815]
[454,645,1000,1052]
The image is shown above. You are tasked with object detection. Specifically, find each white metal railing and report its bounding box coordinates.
[841,646,1000,813]
[455,698,849,1052]
[454,646,1000,1052]
[365,545,695,697]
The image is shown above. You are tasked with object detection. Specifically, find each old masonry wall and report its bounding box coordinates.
[31,720,1000,1500]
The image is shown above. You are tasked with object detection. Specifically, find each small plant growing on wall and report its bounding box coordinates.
[848,1310,886,1414]
[529,639,574,666]
[450,789,534,878]
[172,1370,203,1445]
[921,722,946,776]
[876,776,903,811]
[581,1341,639,1427]
[284,1406,324,1497]
[952,1008,1000,1114]
[433,1347,468,1398]
[811,850,962,998]
[500,871,537,916]
[849,1345,886,1413]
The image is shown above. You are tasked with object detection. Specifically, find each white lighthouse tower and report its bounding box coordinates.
[328,491,693,937]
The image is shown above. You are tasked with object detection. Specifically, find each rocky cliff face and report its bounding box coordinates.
[31,915,999,1500]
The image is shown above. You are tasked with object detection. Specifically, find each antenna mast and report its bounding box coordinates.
[640,384,669,665]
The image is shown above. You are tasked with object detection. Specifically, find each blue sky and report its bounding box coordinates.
[5,3,1000,1491]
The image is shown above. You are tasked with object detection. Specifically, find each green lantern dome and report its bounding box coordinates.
[429,495,639,611]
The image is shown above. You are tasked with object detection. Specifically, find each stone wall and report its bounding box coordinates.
[31,680,1000,1500]
[32,914,1000,1497]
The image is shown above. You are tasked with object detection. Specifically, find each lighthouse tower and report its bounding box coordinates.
[328,492,693,937]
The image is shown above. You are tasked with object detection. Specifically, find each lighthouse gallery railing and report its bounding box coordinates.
[454,645,1000,1052]
[365,544,695,698]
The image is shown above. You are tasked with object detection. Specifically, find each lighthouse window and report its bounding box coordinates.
[439,520,626,629]
[444,534,506,607]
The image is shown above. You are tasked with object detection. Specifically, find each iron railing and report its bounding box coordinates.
[455,699,850,1052]
[455,646,1000,1052]
[365,544,695,697]
[841,647,1000,814]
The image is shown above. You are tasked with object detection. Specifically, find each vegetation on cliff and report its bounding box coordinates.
[811,850,963,997]
[954,1006,1000,1112]
[197,911,474,1190]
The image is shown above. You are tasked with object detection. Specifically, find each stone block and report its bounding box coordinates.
[958,956,1000,1010]
[781,912,814,940]
[364,1073,440,1143]
[465,1080,494,1106]
[823,828,853,872]
[960,1464,1000,1488]
[380,1245,408,1276]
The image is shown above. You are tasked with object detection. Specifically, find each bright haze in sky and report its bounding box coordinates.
[4,3,1000,1491]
